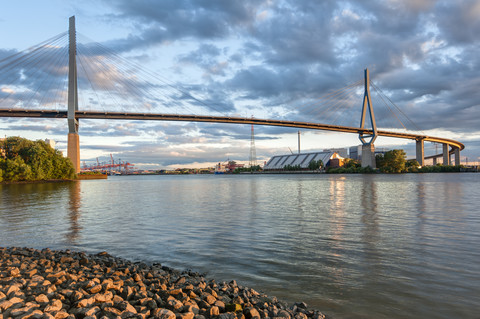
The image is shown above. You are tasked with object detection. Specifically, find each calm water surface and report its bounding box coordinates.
[1,174,479,318]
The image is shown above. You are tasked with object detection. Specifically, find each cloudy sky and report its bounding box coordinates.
[1,0,479,169]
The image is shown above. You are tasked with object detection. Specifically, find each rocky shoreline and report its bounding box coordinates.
[0,247,327,319]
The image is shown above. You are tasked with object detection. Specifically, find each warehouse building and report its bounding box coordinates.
[263,151,345,170]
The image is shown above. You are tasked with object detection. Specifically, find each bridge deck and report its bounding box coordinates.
[0,109,464,152]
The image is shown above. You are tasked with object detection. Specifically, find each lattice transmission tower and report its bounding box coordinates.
[249,122,257,168]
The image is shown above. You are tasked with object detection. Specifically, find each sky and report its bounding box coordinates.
[1,0,479,169]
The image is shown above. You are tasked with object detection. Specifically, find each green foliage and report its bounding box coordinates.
[376,149,406,173]
[343,158,360,169]
[415,164,464,173]
[0,136,75,182]
[406,159,420,168]
[308,159,324,170]
[283,164,302,171]
[78,171,106,175]
[233,165,262,173]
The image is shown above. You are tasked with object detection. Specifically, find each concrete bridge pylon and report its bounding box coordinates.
[67,16,80,173]
[359,68,377,168]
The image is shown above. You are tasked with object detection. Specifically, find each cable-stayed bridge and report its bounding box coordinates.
[0,17,464,173]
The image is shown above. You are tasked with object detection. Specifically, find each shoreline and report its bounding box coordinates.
[0,247,327,319]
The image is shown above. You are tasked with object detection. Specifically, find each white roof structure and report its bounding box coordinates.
[263,151,335,170]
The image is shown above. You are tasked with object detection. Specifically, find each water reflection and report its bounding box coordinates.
[327,176,346,284]
[360,176,381,279]
[66,181,82,244]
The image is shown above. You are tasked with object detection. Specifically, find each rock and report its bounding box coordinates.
[18,309,44,318]
[113,295,124,303]
[97,251,110,257]
[44,299,63,312]
[277,310,291,318]
[243,307,261,319]
[9,267,21,277]
[6,284,21,297]
[214,300,225,310]
[178,312,195,319]
[209,306,220,317]
[59,256,74,263]
[203,294,216,305]
[168,289,183,296]
[89,284,102,294]
[9,305,37,317]
[153,308,176,319]
[0,297,24,310]
[167,298,183,310]
[77,297,95,308]
[53,311,70,319]
[182,305,200,314]
[0,247,329,319]
[25,269,38,277]
[121,286,134,300]
[103,306,123,316]
[83,306,101,317]
[116,301,137,314]
[311,312,326,319]
[225,304,242,312]
[34,294,49,304]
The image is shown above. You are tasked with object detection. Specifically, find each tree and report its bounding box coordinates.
[377,149,406,173]
[308,159,323,170]
[344,158,360,168]
[1,137,75,182]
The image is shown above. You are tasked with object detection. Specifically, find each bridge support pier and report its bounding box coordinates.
[67,133,80,173]
[362,144,376,168]
[67,16,80,174]
[454,148,460,166]
[443,143,450,165]
[416,139,425,166]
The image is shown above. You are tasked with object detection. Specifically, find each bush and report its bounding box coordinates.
[376,149,406,173]
[1,136,75,182]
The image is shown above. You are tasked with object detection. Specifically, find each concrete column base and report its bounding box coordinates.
[443,144,450,165]
[361,144,376,168]
[67,133,80,173]
[433,157,437,165]
[416,140,425,166]
[454,148,460,166]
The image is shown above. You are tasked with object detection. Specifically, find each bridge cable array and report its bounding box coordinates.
[0,32,68,110]
[0,28,424,135]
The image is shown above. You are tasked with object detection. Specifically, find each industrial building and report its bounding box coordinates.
[349,145,389,161]
[263,151,345,170]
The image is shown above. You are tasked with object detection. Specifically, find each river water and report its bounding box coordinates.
[0,173,479,318]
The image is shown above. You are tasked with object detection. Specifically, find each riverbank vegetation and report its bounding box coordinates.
[0,137,75,183]
[326,149,465,174]
[233,165,262,173]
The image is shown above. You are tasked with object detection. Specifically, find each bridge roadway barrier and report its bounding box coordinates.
[0,108,464,166]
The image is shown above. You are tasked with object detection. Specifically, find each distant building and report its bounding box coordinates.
[349,145,362,160]
[263,151,345,170]
[45,139,56,149]
[214,161,244,174]
[349,145,389,160]
[0,138,5,158]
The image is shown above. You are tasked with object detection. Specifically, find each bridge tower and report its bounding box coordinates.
[359,68,377,168]
[67,16,80,173]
